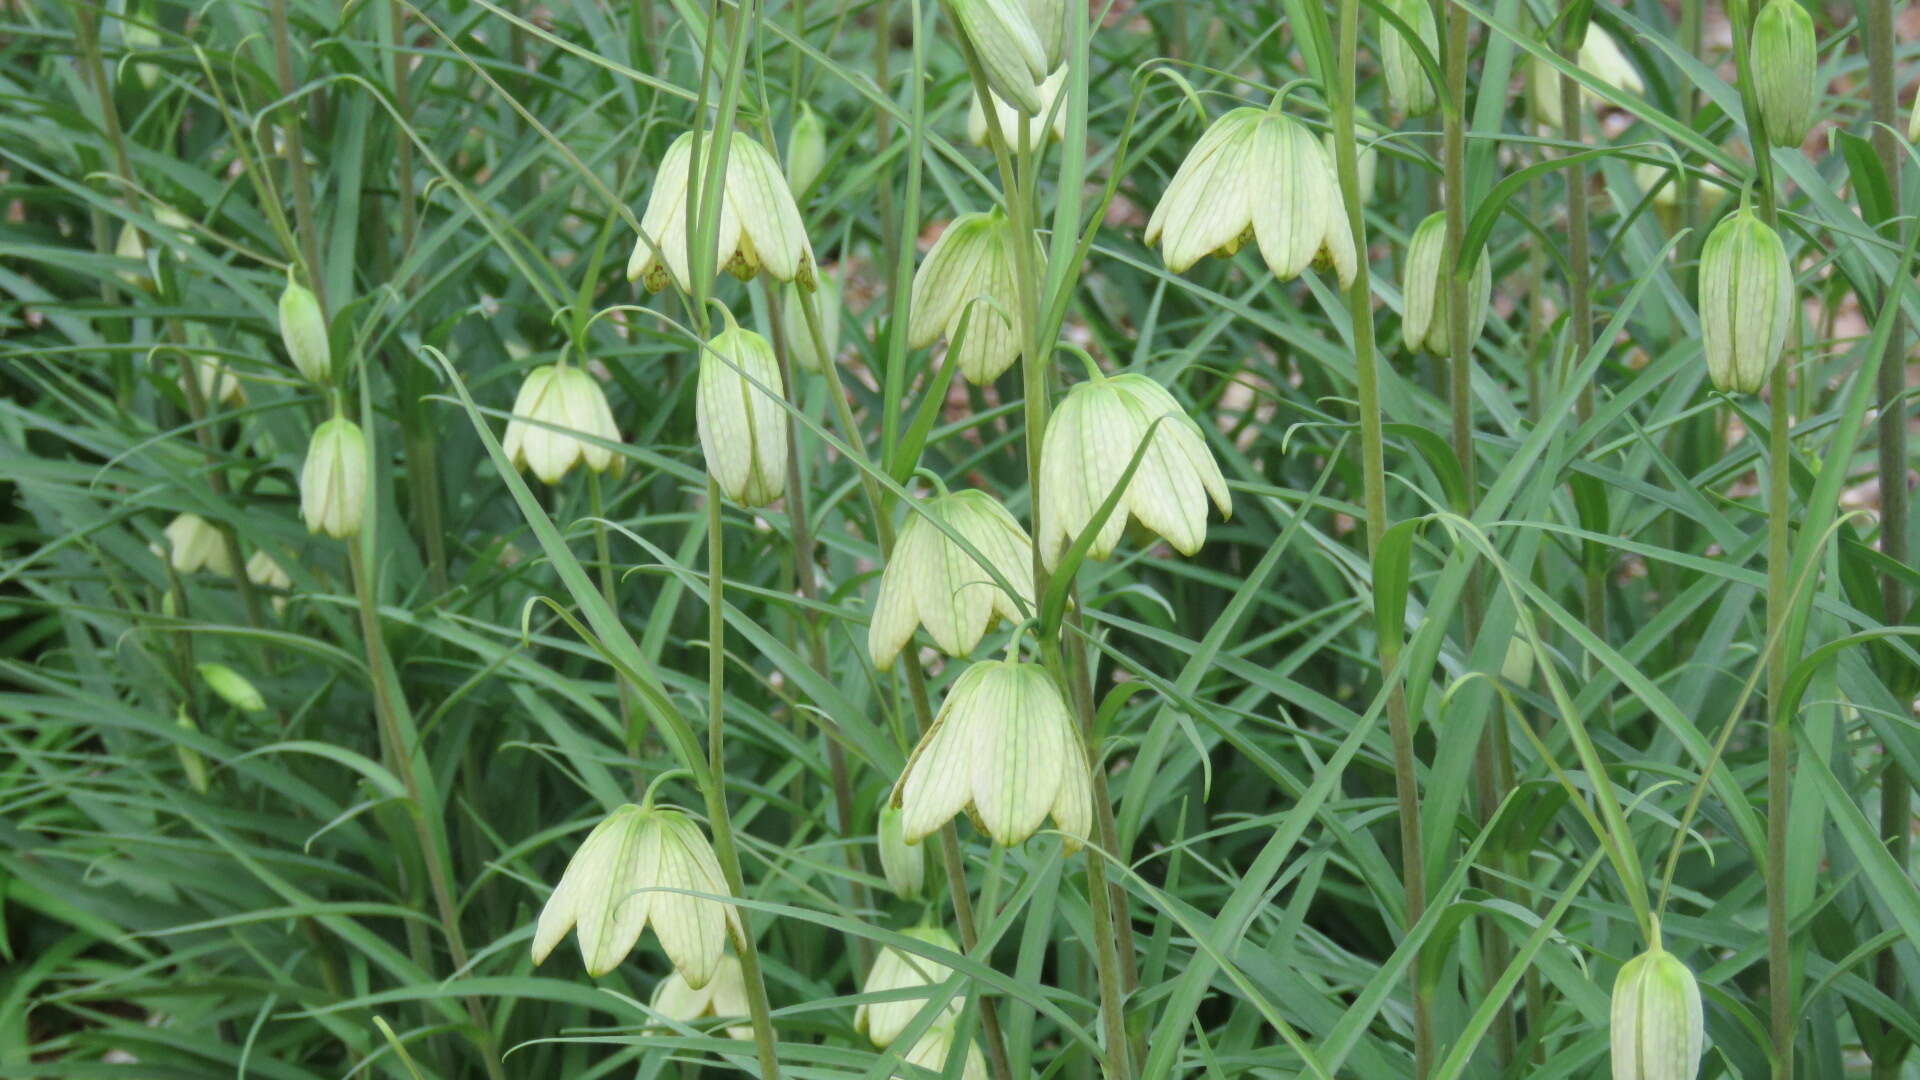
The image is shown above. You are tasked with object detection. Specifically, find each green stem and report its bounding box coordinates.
[269,0,326,307]
[702,479,784,1080]
[1331,1,1430,1073]
[588,471,640,787]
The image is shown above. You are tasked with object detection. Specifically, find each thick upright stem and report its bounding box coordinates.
[1332,1,1430,1073]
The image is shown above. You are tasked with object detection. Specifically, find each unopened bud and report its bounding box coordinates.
[278,274,333,385]
[1751,0,1816,148]
[1698,208,1792,395]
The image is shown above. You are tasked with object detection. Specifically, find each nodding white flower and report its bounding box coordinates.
[877,805,925,899]
[868,489,1035,670]
[946,0,1048,116]
[1528,25,1645,128]
[502,364,621,484]
[182,354,244,408]
[628,131,815,294]
[1610,937,1705,1080]
[1145,106,1355,285]
[300,417,367,540]
[652,954,752,1040]
[968,68,1068,148]
[246,550,292,614]
[908,210,1040,384]
[1752,0,1816,148]
[1400,211,1492,355]
[1698,208,1792,395]
[781,274,840,375]
[786,103,828,197]
[893,660,1092,849]
[197,662,266,713]
[532,804,740,984]
[856,926,962,1046]
[1036,373,1231,569]
[278,275,332,386]
[1379,0,1438,115]
[697,325,788,507]
[900,1021,990,1080]
[160,513,234,576]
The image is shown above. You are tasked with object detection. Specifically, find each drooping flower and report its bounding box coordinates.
[246,550,292,614]
[1528,24,1645,129]
[696,325,788,507]
[502,364,621,484]
[182,354,244,408]
[1145,106,1355,285]
[278,274,332,385]
[1610,936,1706,1080]
[160,513,234,577]
[1036,372,1231,569]
[300,417,368,540]
[967,68,1068,148]
[1379,0,1438,115]
[781,274,840,374]
[893,660,1092,849]
[652,954,752,1040]
[1751,0,1816,148]
[877,805,925,899]
[1698,208,1792,395]
[1023,0,1069,71]
[899,1021,990,1080]
[855,926,962,1046]
[1399,211,1492,355]
[908,209,1039,384]
[532,804,739,984]
[629,131,815,294]
[868,489,1035,670]
[946,0,1048,115]
[786,103,828,197]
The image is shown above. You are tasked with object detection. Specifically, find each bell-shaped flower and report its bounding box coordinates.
[868,489,1035,670]
[786,103,828,197]
[947,0,1048,115]
[697,324,789,507]
[968,68,1068,148]
[893,660,1092,849]
[1400,211,1492,355]
[159,512,233,577]
[1036,372,1231,569]
[1145,106,1354,285]
[1380,0,1438,115]
[629,131,815,294]
[900,1021,989,1080]
[877,805,925,899]
[781,275,840,374]
[502,363,622,484]
[908,210,1040,384]
[1752,0,1816,148]
[278,275,333,386]
[1024,0,1069,70]
[300,417,367,540]
[246,550,292,614]
[1610,935,1705,1080]
[652,953,752,1040]
[855,925,962,1046]
[1699,208,1792,395]
[532,804,740,984]
[1529,25,1644,128]
[182,354,244,408]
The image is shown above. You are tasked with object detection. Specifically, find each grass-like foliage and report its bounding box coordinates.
[4,0,1919,1078]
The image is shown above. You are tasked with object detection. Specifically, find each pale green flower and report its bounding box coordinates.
[182,354,244,408]
[278,275,332,385]
[1611,938,1705,1080]
[301,417,368,540]
[532,804,739,984]
[908,209,1040,384]
[893,660,1091,849]
[1699,209,1792,395]
[1529,25,1645,128]
[899,1021,989,1080]
[697,325,788,507]
[628,131,815,294]
[160,512,233,576]
[651,953,752,1040]
[1380,0,1438,115]
[968,67,1068,148]
[786,103,828,196]
[246,550,291,614]
[1400,211,1492,355]
[868,489,1035,670]
[1036,373,1230,569]
[502,364,621,484]
[1752,0,1816,148]
[781,275,840,374]
[855,926,961,1046]
[877,805,925,899]
[197,662,265,713]
[947,0,1048,115]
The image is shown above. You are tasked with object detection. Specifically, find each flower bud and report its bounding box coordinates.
[947,0,1048,115]
[697,325,788,507]
[900,1022,989,1080]
[1528,25,1644,129]
[160,513,234,577]
[781,275,840,374]
[968,68,1068,148]
[1024,0,1069,71]
[1380,0,1438,115]
[652,954,752,1040]
[1751,0,1816,148]
[115,224,151,291]
[1037,373,1230,569]
[533,804,740,983]
[1400,211,1491,355]
[502,364,622,484]
[300,417,368,540]
[1611,940,1705,1080]
[175,706,210,794]
[1698,208,1792,395]
[877,805,925,899]
[278,275,332,385]
[197,662,266,713]
[908,210,1038,384]
[894,660,1092,849]
[1501,636,1535,687]
[856,926,962,1045]
[786,103,828,196]
[246,550,292,614]
[629,131,815,294]
[869,489,1035,670]
[1146,106,1354,285]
